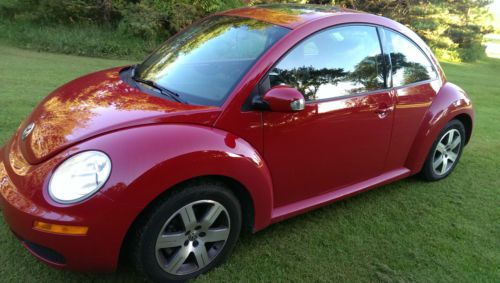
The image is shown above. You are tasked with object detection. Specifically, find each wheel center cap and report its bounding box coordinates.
[187,231,198,241]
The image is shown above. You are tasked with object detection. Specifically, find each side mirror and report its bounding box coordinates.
[256,86,305,112]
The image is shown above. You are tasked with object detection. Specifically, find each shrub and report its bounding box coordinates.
[0,0,244,40]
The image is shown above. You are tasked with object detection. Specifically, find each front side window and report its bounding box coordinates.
[135,16,289,106]
[269,25,385,101]
[385,30,438,87]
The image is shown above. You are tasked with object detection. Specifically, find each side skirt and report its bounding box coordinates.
[270,168,411,224]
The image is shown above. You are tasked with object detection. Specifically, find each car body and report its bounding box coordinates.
[0,4,473,281]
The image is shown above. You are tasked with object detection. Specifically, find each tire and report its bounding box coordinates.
[131,180,242,282]
[421,119,466,181]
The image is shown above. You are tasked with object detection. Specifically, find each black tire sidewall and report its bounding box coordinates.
[422,119,466,181]
[138,183,242,283]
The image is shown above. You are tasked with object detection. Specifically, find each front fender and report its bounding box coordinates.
[405,82,474,173]
[1,123,273,271]
[81,124,274,232]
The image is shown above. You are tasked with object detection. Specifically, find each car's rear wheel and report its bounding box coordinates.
[421,119,466,181]
[132,181,242,282]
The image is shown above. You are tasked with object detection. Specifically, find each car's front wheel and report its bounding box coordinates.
[131,181,242,282]
[421,119,466,181]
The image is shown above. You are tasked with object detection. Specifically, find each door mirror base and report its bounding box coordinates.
[251,95,271,111]
[255,86,305,112]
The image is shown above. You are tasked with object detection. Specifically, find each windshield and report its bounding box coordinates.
[135,16,290,106]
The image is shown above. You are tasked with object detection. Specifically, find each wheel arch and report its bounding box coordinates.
[74,124,274,271]
[453,113,473,145]
[119,174,255,265]
[405,82,474,173]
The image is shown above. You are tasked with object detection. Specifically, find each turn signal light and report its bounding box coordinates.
[33,221,88,236]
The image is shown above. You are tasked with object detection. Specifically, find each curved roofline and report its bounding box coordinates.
[219,4,361,29]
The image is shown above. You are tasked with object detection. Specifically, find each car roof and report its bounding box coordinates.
[220,4,361,29]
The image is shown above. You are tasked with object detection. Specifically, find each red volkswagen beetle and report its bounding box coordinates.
[0,4,474,282]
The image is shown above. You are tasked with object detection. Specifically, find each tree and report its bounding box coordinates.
[331,0,494,61]
[303,0,494,61]
[273,66,347,99]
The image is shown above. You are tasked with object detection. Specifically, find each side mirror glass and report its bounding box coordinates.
[259,86,305,112]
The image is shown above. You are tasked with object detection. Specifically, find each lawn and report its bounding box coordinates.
[0,45,499,282]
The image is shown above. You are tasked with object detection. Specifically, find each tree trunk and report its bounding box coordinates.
[102,0,113,24]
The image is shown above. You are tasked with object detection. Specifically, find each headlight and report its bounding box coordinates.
[49,151,111,204]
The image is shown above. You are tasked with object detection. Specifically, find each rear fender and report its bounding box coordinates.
[405,82,474,173]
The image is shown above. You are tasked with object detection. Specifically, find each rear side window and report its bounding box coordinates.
[269,25,385,101]
[385,30,438,87]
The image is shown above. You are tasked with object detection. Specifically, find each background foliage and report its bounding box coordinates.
[0,0,495,61]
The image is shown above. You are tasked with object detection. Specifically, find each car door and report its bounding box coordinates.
[261,25,395,208]
[380,29,441,171]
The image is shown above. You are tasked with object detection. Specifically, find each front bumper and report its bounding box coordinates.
[0,147,129,272]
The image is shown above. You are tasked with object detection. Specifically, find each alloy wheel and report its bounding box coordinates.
[432,129,462,176]
[155,200,231,276]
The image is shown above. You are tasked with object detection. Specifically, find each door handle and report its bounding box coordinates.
[375,105,392,118]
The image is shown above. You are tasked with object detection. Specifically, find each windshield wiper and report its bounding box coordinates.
[132,73,187,104]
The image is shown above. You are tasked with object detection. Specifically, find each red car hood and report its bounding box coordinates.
[15,67,220,165]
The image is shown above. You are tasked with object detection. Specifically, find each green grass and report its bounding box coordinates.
[0,20,155,60]
[0,45,499,282]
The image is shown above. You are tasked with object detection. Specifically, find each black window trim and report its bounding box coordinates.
[377,26,393,89]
